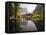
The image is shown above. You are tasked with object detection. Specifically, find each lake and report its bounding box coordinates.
[20,20,37,31]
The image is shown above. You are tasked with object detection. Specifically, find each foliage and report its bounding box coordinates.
[31,5,44,22]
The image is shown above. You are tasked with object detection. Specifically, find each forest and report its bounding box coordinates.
[7,3,44,32]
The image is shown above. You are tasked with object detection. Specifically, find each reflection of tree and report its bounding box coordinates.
[9,3,21,32]
[32,4,44,31]
[14,3,20,32]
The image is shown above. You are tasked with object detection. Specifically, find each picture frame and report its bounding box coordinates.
[5,1,45,33]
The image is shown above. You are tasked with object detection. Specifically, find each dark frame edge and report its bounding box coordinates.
[5,1,45,33]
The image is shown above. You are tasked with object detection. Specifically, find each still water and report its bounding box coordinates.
[20,20,37,31]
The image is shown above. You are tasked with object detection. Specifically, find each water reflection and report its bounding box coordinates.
[20,20,37,31]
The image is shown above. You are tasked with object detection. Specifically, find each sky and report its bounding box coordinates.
[11,3,37,14]
[20,4,37,13]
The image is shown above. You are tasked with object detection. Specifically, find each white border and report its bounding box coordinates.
[0,0,46,35]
